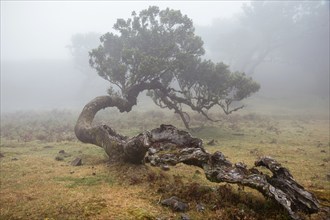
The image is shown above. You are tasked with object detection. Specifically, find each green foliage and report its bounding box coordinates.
[90,6,204,92]
[89,6,260,127]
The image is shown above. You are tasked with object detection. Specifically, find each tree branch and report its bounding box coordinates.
[145,125,321,220]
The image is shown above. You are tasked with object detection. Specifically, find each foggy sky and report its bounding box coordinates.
[1,1,245,61]
[1,1,328,115]
[0,1,246,112]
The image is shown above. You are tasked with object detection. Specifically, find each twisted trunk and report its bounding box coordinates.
[75,97,321,219]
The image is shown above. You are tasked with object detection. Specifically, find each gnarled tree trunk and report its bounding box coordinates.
[75,96,321,220]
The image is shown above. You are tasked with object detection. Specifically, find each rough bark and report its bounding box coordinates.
[74,96,129,162]
[75,97,321,219]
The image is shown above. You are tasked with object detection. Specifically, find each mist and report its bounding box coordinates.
[1,1,244,113]
[195,1,329,115]
[1,3,329,218]
[1,59,108,112]
[1,1,329,115]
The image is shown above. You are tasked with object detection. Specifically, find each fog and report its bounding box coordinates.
[1,1,329,115]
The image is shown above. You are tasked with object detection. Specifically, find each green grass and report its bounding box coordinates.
[55,175,115,188]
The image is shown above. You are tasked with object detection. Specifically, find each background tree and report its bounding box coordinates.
[198,1,329,98]
[67,32,111,104]
[68,32,101,75]
[88,6,260,129]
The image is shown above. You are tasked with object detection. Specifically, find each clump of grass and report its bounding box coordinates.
[127,207,155,220]
[55,175,114,188]
[55,155,64,161]
[82,197,108,217]
[129,175,143,185]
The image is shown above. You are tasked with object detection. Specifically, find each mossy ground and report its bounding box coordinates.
[0,110,329,219]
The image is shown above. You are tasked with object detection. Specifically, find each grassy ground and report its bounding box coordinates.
[0,109,329,219]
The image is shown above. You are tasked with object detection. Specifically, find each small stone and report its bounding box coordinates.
[70,171,75,174]
[211,205,217,210]
[43,145,53,149]
[55,156,64,161]
[71,157,82,166]
[161,196,188,212]
[150,160,156,166]
[148,148,157,155]
[196,203,205,212]
[160,164,170,171]
[181,213,190,220]
[207,139,216,146]
[57,150,71,158]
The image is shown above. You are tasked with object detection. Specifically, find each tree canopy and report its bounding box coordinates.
[89,6,260,129]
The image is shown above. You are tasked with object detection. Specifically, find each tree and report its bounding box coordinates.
[88,6,260,129]
[75,7,321,219]
[239,0,329,77]
[68,32,101,75]
[199,1,329,83]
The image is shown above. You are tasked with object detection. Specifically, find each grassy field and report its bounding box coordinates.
[0,109,329,219]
